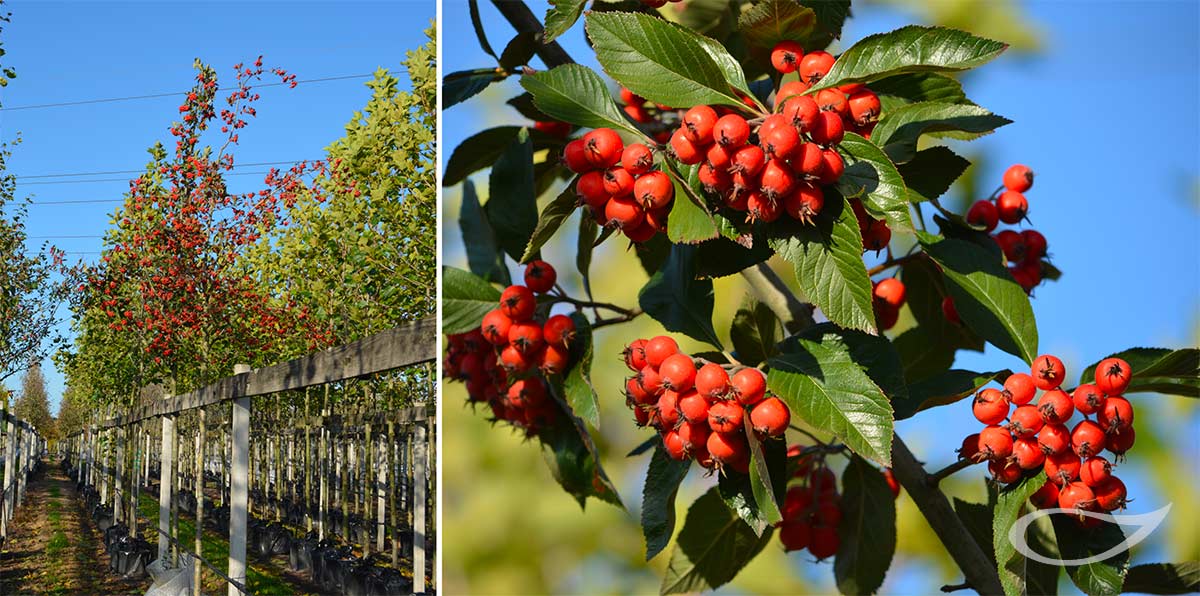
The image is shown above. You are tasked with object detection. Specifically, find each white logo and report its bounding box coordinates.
[1008,504,1172,565]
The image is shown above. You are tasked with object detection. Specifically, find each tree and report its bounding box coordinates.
[442,2,1198,595]
[14,361,54,440]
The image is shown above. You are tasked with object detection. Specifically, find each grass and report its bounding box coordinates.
[46,531,69,557]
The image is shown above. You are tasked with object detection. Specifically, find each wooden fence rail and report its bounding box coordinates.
[0,409,46,542]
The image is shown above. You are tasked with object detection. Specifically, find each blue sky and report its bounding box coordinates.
[443,0,1199,591]
[1,0,435,406]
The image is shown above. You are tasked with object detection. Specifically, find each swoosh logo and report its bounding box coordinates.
[1009,504,1172,565]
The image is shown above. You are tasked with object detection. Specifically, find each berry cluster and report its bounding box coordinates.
[444,261,576,434]
[777,447,843,559]
[565,128,675,243]
[622,336,789,471]
[618,88,676,136]
[965,164,1051,294]
[872,277,907,331]
[959,354,1135,522]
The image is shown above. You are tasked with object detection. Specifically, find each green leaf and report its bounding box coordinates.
[1080,347,1200,398]
[586,11,744,110]
[499,31,540,71]
[458,180,508,284]
[730,299,781,367]
[666,164,719,244]
[1122,562,1200,595]
[767,335,894,466]
[577,215,599,282]
[468,0,497,58]
[660,488,773,595]
[896,369,1009,420]
[919,232,1039,364]
[445,126,519,187]
[539,403,624,509]
[719,420,786,535]
[870,72,970,112]
[693,34,756,102]
[635,232,672,277]
[521,183,579,263]
[953,496,996,565]
[506,92,553,122]
[993,473,1049,596]
[893,327,957,383]
[896,146,972,203]
[641,445,691,560]
[442,266,501,335]
[799,0,850,50]
[543,0,587,44]
[520,64,643,136]
[871,101,1012,163]
[443,68,504,109]
[638,244,723,349]
[558,312,601,429]
[1026,519,1062,596]
[836,132,914,232]
[835,455,897,596]
[694,236,775,279]
[738,0,818,75]
[809,25,1008,93]
[486,128,539,261]
[1052,516,1130,596]
[768,193,876,334]
[676,0,737,39]
[792,323,909,402]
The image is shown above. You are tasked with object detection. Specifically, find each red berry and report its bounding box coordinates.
[779,94,819,131]
[1072,420,1107,458]
[978,424,1014,460]
[1021,230,1047,262]
[499,285,536,321]
[791,142,824,178]
[1003,164,1034,193]
[1094,357,1133,396]
[1030,481,1059,509]
[480,309,513,345]
[759,159,795,200]
[707,431,749,472]
[677,390,710,424]
[1032,354,1066,390]
[563,139,592,173]
[1072,384,1107,416]
[783,183,823,223]
[1011,437,1045,470]
[1044,450,1081,486]
[798,51,835,86]
[872,278,906,309]
[731,368,767,406]
[973,388,1010,425]
[634,170,674,210]
[639,364,665,397]
[811,466,837,496]
[1037,389,1074,424]
[809,111,845,146]
[941,296,960,325]
[543,314,576,347]
[817,148,844,185]
[714,114,750,147]
[682,105,718,144]
[1003,373,1037,406]
[670,128,705,165]
[760,116,800,160]
[779,520,811,551]
[1008,404,1044,438]
[966,200,999,232]
[1037,423,1071,455]
[524,260,557,293]
[619,87,643,105]
[602,166,635,197]
[694,363,730,399]
[500,344,534,373]
[706,142,733,171]
[815,88,848,115]
[770,40,805,74]
[663,430,688,461]
[958,433,982,462]
[1106,427,1135,459]
[659,353,698,392]
[883,468,900,498]
[1096,396,1134,434]
[539,344,570,375]
[996,190,1028,224]
[507,321,544,354]
[623,219,658,243]
[583,128,623,169]
[605,196,644,230]
[747,192,783,223]
[749,397,790,436]
[624,339,649,371]
[656,390,681,429]
[576,170,609,210]
[621,143,654,176]
[1093,476,1127,511]
[990,459,1023,483]
[1079,456,1112,487]
[644,336,680,368]
[677,419,710,452]
[730,144,766,176]
[861,219,892,252]
[627,376,655,406]
[994,230,1026,263]
[846,89,881,126]
[707,400,744,434]
[1058,481,1096,517]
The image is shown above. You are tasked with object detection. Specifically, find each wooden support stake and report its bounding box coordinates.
[194,408,206,596]
[158,413,175,563]
[228,364,252,596]
[413,422,427,594]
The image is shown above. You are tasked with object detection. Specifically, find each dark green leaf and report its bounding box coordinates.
[577,215,598,283]
[799,0,850,50]
[897,369,1009,420]
[641,444,692,560]
[893,327,957,383]
[486,128,539,261]
[730,299,781,367]
[836,132,914,232]
[919,231,1039,364]
[638,244,723,349]
[835,455,897,595]
[746,428,787,528]
[661,488,773,595]
[1026,519,1062,596]
[444,126,520,187]
[539,401,624,508]
[468,0,497,58]
[792,323,909,402]
[666,163,719,244]
[897,146,971,203]
[953,496,996,565]
[506,92,554,121]
[809,25,1008,93]
[543,0,587,44]
[627,435,658,458]
[521,183,579,263]
[587,11,744,109]
[767,335,894,466]
[1080,348,1200,398]
[677,0,737,39]
[444,68,504,109]
[635,231,672,276]
[499,31,540,71]
[458,180,509,284]
[1122,562,1200,595]
[738,0,818,74]
[768,193,876,334]
[693,34,756,101]
[694,235,774,279]
[872,101,1012,163]
[1052,516,1130,596]
[993,473,1049,596]
[442,266,501,335]
[520,64,643,136]
[871,72,970,112]
[558,312,601,429]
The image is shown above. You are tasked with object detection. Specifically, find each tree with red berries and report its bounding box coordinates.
[444,2,1197,594]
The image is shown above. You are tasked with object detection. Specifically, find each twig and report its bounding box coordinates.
[788,424,828,447]
[928,458,975,486]
[866,253,922,276]
[551,295,637,317]
[739,262,815,334]
[490,0,574,68]
[591,309,643,329]
[941,582,972,593]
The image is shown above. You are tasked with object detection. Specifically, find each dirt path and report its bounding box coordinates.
[0,460,148,595]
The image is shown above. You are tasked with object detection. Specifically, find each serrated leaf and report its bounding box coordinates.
[1080,347,1200,398]
[638,244,723,349]
[445,126,521,187]
[872,101,1012,163]
[444,68,504,109]
[442,266,501,335]
[738,0,818,78]
[660,488,773,595]
[1052,516,1130,596]
[558,312,600,429]
[458,180,508,284]
[919,232,1038,364]
[587,11,744,109]
[676,0,736,39]
[836,132,914,232]
[799,0,850,50]
[718,420,786,535]
[694,236,774,279]
[520,64,643,136]
[693,34,755,101]
[835,455,897,596]
[871,72,971,111]
[896,369,1009,420]
[507,92,553,121]
[893,327,957,383]
[730,299,781,366]
[994,473,1049,596]
[953,496,996,565]
[486,128,539,261]
[642,444,692,560]
[635,231,672,276]
[809,25,1008,93]
[539,403,623,508]
[521,183,579,263]
[543,0,587,44]
[666,164,719,244]
[1122,562,1200,595]
[792,323,909,402]
[767,335,894,466]
[768,194,876,334]
[499,31,539,71]
[897,146,971,203]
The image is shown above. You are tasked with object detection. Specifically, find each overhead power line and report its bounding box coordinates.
[16,170,273,186]
[15,160,315,180]
[0,72,387,112]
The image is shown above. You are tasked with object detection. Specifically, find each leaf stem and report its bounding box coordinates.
[590,309,643,329]
[551,295,637,317]
[866,253,923,276]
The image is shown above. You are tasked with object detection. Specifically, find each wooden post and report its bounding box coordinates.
[228,363,251,596]
[158,413,176,563]
[389,422,398,567]
[413,422,427,594]
[194,408,206,596]
[3,410,15,536]
[363,423,371,557]
[376,434,385,552]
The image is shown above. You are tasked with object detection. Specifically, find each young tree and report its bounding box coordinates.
[14,361,54,440]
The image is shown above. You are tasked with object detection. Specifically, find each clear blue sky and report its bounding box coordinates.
[443,0,1199,591]
[1,0,435,407]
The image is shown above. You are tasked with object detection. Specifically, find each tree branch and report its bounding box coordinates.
[739,262,815,333]
[490,0,575,68]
